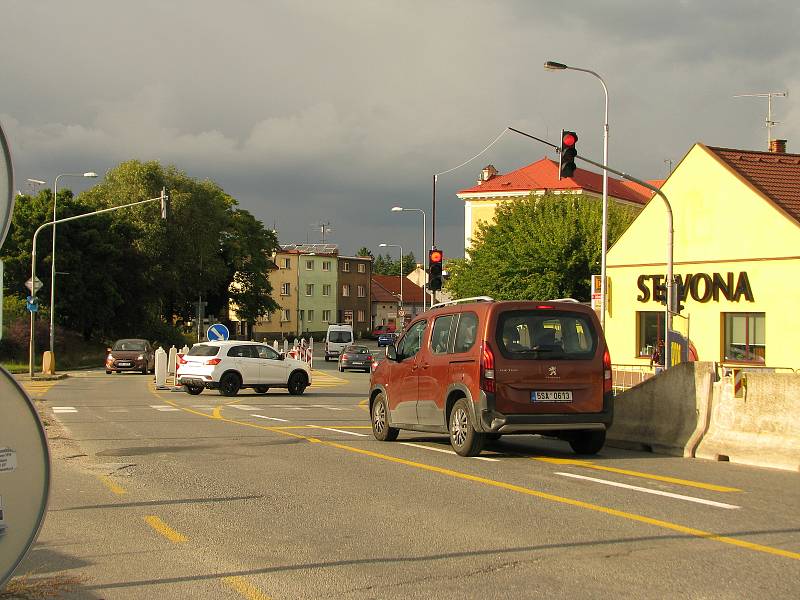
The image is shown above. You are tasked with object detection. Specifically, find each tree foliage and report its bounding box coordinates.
[373,252,416,276]
[445,194,638,301]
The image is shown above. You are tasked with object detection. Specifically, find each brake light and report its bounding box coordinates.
[536,305,554,309]
[341,354,350,360]
[177,355,187,365]
[480,341,495,393]
[206,358,222,365]
[367,356,373,361]
[603,348,612,394]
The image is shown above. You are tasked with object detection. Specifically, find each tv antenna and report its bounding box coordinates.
[733,91,788,150]
[311,220,333,243]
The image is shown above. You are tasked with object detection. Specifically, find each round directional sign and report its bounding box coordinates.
[0,367,51,588]
[0,120,14,250]
[206,323,230,341]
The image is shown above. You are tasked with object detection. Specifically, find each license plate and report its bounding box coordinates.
[117,361,132,367]
[531,391,573,403]
[351,361,364,365]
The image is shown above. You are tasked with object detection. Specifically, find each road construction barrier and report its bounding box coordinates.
[695,371,800,472]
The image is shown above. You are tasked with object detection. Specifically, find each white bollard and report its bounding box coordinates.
[168,346,177,377]
[283,339,289,354]
[155,347,168,389]
[273,340,279,352]
[181,345,189,354]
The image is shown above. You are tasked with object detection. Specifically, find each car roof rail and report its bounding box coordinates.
[429,296,495,310]
[546,297,581,303]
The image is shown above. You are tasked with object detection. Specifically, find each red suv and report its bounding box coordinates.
[368,297,612,456]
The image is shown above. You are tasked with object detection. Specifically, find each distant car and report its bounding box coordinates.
[177,340,311,396]
[337,345,375,373]
[371,324,396,339]
[106,339,155,374]
[377,332,397,347]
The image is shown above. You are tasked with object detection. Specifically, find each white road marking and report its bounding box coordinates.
[309,404,349,411]
[400,442,500,462]
[107,408,130,413]
[191,405,216,409]
[253,414,289,423]
[150,405,180,412]
[311,426,368,437]
[554,472,741,510]
[230,404,258,411]
[52,406,77,413]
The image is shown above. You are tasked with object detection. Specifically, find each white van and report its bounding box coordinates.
[325,324,354,361]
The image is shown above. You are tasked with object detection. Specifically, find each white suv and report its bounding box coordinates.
[177,341,312,396]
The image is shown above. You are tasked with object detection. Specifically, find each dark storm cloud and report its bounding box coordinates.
[2,0,798,257]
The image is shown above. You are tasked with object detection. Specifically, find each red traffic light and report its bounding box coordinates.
[562,132,577,147]
[429,249,443,263]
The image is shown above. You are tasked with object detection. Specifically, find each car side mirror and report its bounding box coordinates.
[385,345,397,361]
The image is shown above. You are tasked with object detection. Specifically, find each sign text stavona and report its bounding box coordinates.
[637,271,754,303]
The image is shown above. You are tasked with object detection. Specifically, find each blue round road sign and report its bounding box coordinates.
[206,323,230,341]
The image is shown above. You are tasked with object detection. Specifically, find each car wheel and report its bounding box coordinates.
[568,430,606,455]
[218,373,241,397]
[254,386,269,394]
[287,372,307,396]
[105,370,112,375]
[185,385,203,396]
[141,363,148,375]
[371,393,398,441]
[449,398,485,457]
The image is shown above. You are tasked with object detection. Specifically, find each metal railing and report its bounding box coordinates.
[611,363,656,394]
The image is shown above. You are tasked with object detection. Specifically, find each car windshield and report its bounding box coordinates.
[329,331,352,343]
[345,346,369,354]
[187,344,221,357]
[112,340,146,351]
[495,310,597,360]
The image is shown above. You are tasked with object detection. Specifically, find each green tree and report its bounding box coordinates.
[373,252,416,276]
[356,247,374,259]
[445,194,637,301]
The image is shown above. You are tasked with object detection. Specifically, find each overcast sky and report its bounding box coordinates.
[3,0,798,259]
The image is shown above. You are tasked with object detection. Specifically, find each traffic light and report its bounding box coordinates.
[559,130,578,179]
[654,281,668,305]
[428,248,444,291]
[673,281,686,314]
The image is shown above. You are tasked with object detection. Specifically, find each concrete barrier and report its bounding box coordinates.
[41,351,56,376]
[695,372,800,472]
[607,362,714,457]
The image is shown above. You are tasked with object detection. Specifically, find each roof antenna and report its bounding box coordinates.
[733,91,788,150]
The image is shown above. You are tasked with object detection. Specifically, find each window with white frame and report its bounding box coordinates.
[322,261,331,271]
[323,284,331,296]
[342,284,351,297]
[281,309,291,322]
[342,261,350,272]
[281,283,290,296]
[306,284,314,296]
[281,257,291,269]
[357,284,366,298]
[322,310,331,322]
[357,263,366,273]
[306,259,314,270]
[357,309,366,322]
[307,310,314,322]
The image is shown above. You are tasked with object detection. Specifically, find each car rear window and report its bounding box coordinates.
[329,331,352,343]
[495,310,596,360]
[187,344,220,357]
[346,346,369,354]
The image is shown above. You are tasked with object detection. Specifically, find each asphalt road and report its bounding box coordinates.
[11,348,800,599]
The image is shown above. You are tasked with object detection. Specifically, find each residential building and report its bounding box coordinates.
[372,274,425,329]
[337,255,372,339]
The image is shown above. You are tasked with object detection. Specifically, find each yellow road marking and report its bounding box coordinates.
[99,475,127,495]
[533,457,741,493]
[144,515,187,543]
[222,576,272,600]
[358,398,369,412]
[150,390,799,561]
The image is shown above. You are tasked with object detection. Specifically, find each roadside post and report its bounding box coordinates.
[154,347,168,389]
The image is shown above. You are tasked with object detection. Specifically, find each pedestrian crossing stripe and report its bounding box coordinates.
[19,380,60,399]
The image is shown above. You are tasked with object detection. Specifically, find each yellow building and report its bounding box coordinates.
[605,142,800,370]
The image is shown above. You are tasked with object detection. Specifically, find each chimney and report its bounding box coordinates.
[477,164,498,185]
[769,139,787,153]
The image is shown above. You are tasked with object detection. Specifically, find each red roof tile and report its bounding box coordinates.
[707,146,800,224]
[457,158,655,205]
[372,275,425,305]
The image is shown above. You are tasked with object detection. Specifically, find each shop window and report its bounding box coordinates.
[637,311,665,357]
[724,312,765,363]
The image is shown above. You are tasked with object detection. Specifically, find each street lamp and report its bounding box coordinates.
[378,243,404,321]
[545,60,609,331]
[391,206,427,310]
[50,171,97,353]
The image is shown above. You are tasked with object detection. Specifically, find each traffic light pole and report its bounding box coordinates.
[29,191,167,378]
[508,127,675,369]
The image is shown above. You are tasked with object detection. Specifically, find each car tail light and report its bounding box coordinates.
[480,341,495,393]
[341,354,349,360]
[177,355,187,365]
[536,305,554,309]
[366,355,373,361]
[603,348,612,394]
[206,358,222,365]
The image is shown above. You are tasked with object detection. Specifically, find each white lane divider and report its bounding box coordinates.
[230,404,258,411]
[150,405,180,412]
[52,406,77,413]
[555,472,741,510]
[400,442,500,462]
[311,426,368,437]
[253,414,290,423]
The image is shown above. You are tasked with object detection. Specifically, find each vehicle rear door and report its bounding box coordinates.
[493,308,604,415]
[417,312,457,427]
[255,345,288,384]
[227,345,260,385]
[387,319,427,425]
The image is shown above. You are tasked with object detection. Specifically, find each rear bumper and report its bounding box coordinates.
[178,376,218,389]
[476,391,614,434]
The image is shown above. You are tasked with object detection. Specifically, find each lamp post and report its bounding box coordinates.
[379,243,403,323]
[50,172,97,353]
[545,60,609,330]
[391,206,427,310]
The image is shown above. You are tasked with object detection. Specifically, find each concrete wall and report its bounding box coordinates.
[607,361,800,472]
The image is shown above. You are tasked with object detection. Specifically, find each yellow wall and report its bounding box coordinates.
[606,144,800,369]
